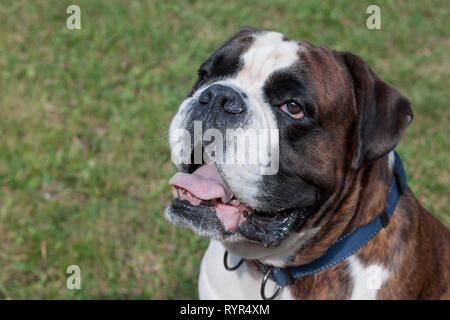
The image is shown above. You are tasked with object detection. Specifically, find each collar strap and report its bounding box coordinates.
[245,151,407,288]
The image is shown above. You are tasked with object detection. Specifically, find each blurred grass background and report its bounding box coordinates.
[0,0,448,299]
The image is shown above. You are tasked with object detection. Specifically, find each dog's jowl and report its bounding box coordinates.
[165,28,450,300]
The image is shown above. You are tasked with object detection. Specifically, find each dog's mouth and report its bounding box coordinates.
[168,164,309,247]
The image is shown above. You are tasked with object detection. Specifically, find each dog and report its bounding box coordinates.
[165,28,450,299]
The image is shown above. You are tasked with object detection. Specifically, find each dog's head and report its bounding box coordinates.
[165,28,413,251]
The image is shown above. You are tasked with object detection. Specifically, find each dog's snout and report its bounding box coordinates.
[199,84,246,114]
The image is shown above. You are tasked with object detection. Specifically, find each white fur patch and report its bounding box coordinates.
[168,31,303,211]
[224,227,320,267]
[168,96,193,168]
[199,240,295,300]
[199,227,319,299]
[216,32,301,209]
[228,31,300,94]
[347,256,390,300]
[388,151,395,171]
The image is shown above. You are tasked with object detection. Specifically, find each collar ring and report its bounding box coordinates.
[223,251,244,271]
[260,267,282,300]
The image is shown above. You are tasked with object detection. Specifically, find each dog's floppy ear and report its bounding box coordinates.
[340,52,414,170]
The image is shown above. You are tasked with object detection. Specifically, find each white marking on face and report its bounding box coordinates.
[348,256,390,300]
[226,31,300,139]
[230,32,301,92]
[168,31,303,212]
[217,32,301,209]
[169,85,217,170]
[169,97,192,168]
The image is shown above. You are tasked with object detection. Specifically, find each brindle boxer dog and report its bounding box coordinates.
[165,28,450,299]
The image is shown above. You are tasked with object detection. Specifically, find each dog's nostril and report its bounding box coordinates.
[200,84,247,114]
[199,90,211,104]
[223,99,245,114]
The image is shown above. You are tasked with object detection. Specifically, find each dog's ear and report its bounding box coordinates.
[340,52,414,170]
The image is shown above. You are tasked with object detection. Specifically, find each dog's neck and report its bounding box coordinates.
[289,151,394,266]
[224,152,395,268]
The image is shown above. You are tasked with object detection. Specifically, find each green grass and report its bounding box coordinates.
[0,0,448,299]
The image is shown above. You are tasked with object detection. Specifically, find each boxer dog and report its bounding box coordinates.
[165,28,450,299]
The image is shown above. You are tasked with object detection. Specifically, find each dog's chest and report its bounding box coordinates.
[198,240,390,300]
[198,240,294,299]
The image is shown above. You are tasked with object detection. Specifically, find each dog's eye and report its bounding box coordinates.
[280,101,304,119]
[198,70,209,83]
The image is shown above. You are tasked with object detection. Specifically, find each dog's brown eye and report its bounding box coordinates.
[198,69,209,83]
[280,101,304,119]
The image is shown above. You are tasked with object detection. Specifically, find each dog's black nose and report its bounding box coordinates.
[199,84,246,114]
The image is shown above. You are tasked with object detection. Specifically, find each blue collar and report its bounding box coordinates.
[224,151,407,299]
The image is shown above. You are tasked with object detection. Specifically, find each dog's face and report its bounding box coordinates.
[165,28,413,249]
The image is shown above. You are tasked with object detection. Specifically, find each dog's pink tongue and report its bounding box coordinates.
[215,203,248,232]
[169,164,232,203]
[169,164,249,231]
